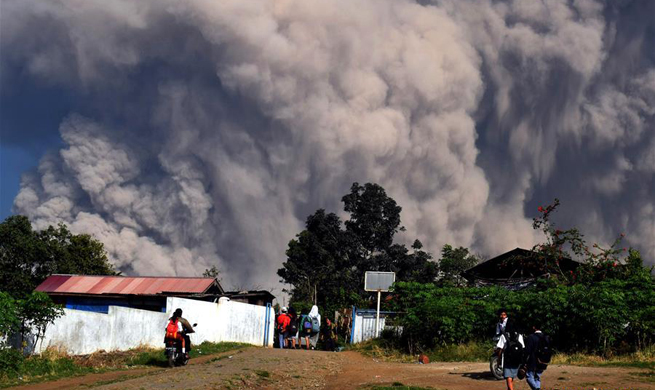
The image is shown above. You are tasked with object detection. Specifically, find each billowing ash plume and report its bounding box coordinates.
[2,0,653,290]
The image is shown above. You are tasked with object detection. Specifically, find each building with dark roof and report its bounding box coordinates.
[461,248,580,289]
[223,290,275,306]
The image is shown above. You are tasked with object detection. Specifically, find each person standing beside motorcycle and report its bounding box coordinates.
[496,325,525,390]
[495,309,509,339]
[167,308,195,357]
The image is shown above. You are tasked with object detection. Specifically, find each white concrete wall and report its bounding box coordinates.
[110,306,168,351]
[215,299,272,345]
[36,297,275,355]
[37,308,115,354]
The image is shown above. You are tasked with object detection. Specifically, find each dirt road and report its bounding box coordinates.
[8,348,653,390]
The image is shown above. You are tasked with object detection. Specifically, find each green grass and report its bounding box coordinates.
[126,341,247,367]
[352,339,655,371]
[0,342,248,388]
[80,372,159,388]
[0,349,102,388]
[255,370,270,378]
[427,342,491,362]
[350,339,492,363]
[552,346,655,371]
[629,371,655,383]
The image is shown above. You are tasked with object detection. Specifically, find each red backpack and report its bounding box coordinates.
[166,318,179,339]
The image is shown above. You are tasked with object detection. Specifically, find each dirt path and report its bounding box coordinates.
[8,348,653,390]
[327,351,654,390]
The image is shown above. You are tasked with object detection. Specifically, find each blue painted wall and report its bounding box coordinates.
[64,297,166,313]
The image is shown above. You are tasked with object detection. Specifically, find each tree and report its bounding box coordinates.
[16,292,64,353]
[38,223,116,278]
[202,266,221,279]
[278,210,357,315]
[278,182,439,314]
[438,244,479,286]
[342,182,403,254]
[0,216,117,298]
[0,293,19,346]
[0,216,43,298]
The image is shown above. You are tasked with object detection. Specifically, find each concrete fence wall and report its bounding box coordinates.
[35,297,274,355]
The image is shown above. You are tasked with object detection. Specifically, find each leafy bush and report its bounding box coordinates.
[391,259,654,356]
[0,293,19,343]
[0,348,24,376]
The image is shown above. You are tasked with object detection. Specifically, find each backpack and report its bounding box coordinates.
[536,333,552,365]
[165,318,179,339]
[302,315,312,330]
[311,316,320,333]
[276,314,289,331]
[504,332,524,367]
[288,316,298,334]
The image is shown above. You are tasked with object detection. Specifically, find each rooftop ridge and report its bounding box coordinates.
[49,274,216,279]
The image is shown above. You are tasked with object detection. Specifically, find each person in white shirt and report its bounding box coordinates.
[308,305,321,349]
[495,309,509,339]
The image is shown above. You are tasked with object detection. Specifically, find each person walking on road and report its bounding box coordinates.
[287,307,299,349]
[496,326,524,390]
[524,322,551,390]
[308,305,321,350]
[321,318,338,351]
[299,309,313,350]
[276,307,290,349]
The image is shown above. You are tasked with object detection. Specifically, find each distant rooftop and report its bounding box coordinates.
[462,247,580,283]
[36,274,224,296]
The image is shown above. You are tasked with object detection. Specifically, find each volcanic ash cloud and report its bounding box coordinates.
[5,0,654,288]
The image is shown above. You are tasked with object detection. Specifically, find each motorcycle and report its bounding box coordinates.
[489,334,504,380]
[164,322,197,367]
[489,350,504,380]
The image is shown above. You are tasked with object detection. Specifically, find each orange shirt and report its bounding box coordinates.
[277,313,290,331]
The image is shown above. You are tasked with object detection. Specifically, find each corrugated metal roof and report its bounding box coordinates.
[35,275,219,296]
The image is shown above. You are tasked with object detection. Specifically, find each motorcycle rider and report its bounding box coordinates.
[166,308,195,358]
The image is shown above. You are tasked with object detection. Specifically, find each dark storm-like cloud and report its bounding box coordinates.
[2,0,653,290]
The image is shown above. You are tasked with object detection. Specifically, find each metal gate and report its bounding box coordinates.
[350,308,396,344]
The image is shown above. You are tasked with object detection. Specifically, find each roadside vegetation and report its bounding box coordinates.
[0,216,118,357]
[352,338,654,372]
[0,342,248,388]
[389,201,654,357]
[281,184,654,364]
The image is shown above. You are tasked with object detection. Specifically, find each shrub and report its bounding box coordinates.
[0,348,24,377]
[391,268,654,356]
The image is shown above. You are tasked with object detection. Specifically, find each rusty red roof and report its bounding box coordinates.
[35,275,222,296]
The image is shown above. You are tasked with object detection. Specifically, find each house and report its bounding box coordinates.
[223,290,275,306]
[461,247,580,289]
[35,274,224,313]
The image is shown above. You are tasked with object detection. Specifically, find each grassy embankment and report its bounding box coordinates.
[0,341,248,388]
[350,339,655,371]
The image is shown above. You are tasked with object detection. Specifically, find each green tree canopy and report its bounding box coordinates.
[342,182,403,254]
[278,209,357,314]
[278,182,439,314]
[0,215,117,298]
[438,244,480,286]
